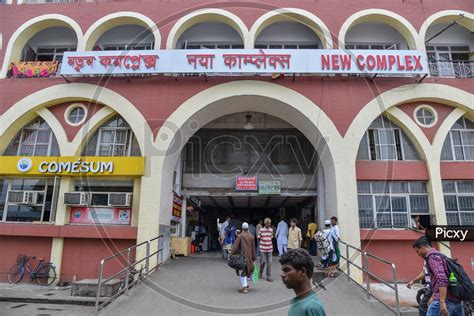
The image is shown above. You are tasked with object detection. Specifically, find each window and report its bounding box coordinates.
[65,103,87,126]
[357,181,429,228]
[24,47,75,62]
[101,43,153,51]
[81,115,141,157]
[1,178,58,223]
[4,118,59,156]
[254,43,318,49]
[74,179,133,207]
[184,129,315,175]
[180,42,243,49]
[427,45,472,78]
[346,43,398,50]
[441,117,474,161]
[415,106,437,127]
[443,180,474,226]
[357,116,419,161]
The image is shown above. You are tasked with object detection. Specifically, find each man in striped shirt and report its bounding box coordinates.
[259,217,274,282]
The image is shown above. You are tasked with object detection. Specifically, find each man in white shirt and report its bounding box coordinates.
[219,216,231,258]
[330,216,340,241]
[276,218,289,256]
[330,216,340,271]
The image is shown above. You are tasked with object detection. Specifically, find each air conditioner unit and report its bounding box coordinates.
[108,193,132,207]
[7,191,37,205]
[64,192,90,206]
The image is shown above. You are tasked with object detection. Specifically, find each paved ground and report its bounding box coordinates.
[0,252,410,315]
[0,302,94,316]
[102,252,392,316]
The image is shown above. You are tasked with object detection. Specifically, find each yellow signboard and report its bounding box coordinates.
[0,156,145,177]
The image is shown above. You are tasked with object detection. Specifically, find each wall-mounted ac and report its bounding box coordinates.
[108,193,133,207]
[7,191,38,205]
[64,192,90,206]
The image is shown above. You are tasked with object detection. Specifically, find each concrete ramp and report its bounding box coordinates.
[103,254,393,315]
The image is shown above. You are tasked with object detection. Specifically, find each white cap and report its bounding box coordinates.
[242,222,249,229]
[324,220,331,225]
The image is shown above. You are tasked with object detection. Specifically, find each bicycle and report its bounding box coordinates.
[8,254,57,286]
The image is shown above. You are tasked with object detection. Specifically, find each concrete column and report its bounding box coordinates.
[426,157,451,256]
[49,177,74,282]
[131,178,141,227]
[333,157,363,283]
[181,196,187,237]
[317,163,326,226]
[135,156,162,268]
[54,177,74,225]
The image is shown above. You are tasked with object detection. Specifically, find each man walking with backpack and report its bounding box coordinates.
[412,236,472,316]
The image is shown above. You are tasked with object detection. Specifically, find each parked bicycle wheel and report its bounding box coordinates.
[8,264,24,284]
[36,264,56,286]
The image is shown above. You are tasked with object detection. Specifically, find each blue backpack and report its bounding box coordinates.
[224,225,236,245]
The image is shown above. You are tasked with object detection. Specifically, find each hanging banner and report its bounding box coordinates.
[69,207,131,225]
[236,176,258,191]
[60,49,429,76]
[9,61,58,78]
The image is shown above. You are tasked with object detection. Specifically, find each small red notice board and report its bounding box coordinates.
[236,176,258,191]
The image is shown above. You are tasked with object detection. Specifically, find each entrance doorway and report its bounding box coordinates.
[176,112,322,254]
[188,193,317,254]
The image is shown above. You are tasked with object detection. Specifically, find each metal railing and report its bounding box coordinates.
[95,235,164,315]
[429,60,473,78]
[338,240,400,316]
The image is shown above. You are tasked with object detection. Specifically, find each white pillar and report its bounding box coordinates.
[317,163,326,226]
[181,195,187,237]
[426,157,451,256]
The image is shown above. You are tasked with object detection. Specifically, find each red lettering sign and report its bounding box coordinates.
[236,176,258,191]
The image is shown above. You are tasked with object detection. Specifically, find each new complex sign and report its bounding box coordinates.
[60,49,429,76]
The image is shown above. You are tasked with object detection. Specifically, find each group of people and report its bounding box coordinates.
[227,220,326,315]
[219,216,341,282]
[215,215,342,315]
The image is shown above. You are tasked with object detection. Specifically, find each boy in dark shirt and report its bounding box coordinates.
[280,249,326,316]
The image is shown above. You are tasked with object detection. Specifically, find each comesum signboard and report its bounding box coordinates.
[60,49,428,76]
[0,156,145,176]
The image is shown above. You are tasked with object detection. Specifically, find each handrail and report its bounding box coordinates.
[94,235,164,315]
[339,240,400,316]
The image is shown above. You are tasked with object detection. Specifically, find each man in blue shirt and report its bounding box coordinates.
[280,248,326,316]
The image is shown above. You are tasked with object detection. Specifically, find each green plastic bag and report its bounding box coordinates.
[253,262,259,285]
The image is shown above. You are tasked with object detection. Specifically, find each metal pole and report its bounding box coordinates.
[157,237,160,265]
[346,244,350,282]
[146,241,150,276]
[125,249,131,295]
[364,252,371,300]
[392,263,400,316]
[95,260,105,315]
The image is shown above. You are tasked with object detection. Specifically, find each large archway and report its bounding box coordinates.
[134,81,363,265]
[0,83,153,156]
[338,9,419,50]
[0,14,83,78]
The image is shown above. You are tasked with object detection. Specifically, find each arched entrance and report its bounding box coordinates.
[137,80,357,262]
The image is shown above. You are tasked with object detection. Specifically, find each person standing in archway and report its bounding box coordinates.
[231,222,257,294]
[288,218,303,250]
[306,216,318,256]
[276,217,289,256]
[259,218,274,282]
